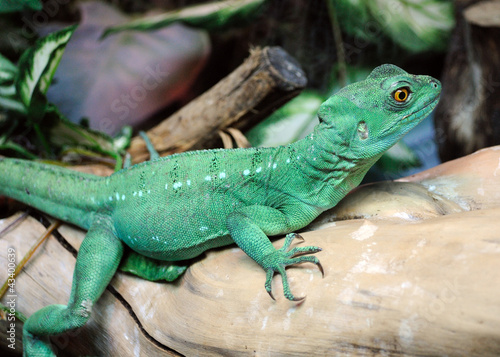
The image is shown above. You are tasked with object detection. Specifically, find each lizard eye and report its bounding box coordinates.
[393,87,410,102]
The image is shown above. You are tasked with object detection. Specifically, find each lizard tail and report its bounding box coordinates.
[0,158,105,229]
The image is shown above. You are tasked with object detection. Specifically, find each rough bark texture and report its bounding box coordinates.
[127,46,307,163]
[434,0,500,162]
[1,146,499,356]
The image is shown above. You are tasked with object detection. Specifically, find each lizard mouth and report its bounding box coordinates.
[400,93,440,124]
[380,91,440,137]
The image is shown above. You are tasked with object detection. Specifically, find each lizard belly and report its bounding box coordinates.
[112,199,235,261]
[122,229,234,261]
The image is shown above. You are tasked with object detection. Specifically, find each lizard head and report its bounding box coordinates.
[316,64,441,160]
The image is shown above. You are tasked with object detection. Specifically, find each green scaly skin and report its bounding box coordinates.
[0,64,440,356]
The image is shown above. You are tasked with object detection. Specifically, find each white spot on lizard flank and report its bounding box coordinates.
[256,167,262,173]
[272,163,277,169]
[187,180,191,186]
[350,221,378,241]
[205,175,211,181]
[122,194,125,200]
[165,184,168,190]
[243,169,250,176]
[116,193,120,200]
[173,182,182,189]
[138,191,143,197]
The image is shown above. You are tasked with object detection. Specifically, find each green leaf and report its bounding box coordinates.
[46,105,132,169]
[0,83,16,97]
[0,140,38,159]
[15,25,77,114]
[0,53,18,84]
[0,24,132,163]
[102,0,266,37]
[0,96,27,114]
[0,0,42,13]
[47,106,129,153]
[332,0,454,53]
[246,90,324,147]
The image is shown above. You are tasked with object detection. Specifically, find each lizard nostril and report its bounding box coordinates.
[430,80,439,89]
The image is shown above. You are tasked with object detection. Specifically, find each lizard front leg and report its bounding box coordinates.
[226,205,323,301]
[23,215,124,357]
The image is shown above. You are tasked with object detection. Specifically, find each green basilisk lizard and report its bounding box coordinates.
[0,64,440,356]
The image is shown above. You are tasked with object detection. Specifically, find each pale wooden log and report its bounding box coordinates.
[0,146,499,356]
[115,207,500,356]
[127,46,307,163]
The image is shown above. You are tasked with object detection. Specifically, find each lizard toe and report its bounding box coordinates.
[261,240,323,301]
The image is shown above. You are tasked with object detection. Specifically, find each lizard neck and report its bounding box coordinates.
[282,122,381,211]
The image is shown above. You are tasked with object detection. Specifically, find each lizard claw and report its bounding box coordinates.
[317,261,325,278]
[281,233,305,251]
[265,269,276,300]
[263,234,323,301]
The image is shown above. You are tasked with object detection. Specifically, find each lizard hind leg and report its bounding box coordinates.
[119,250,189,282]
[22,215,124,356]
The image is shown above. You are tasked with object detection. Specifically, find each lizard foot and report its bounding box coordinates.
[263,233,323,301]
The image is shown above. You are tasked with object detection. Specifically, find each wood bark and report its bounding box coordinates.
[127,46,307,163]
[434,0,500,162]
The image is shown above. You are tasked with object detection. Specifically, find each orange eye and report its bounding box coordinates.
[393,87,410,102]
